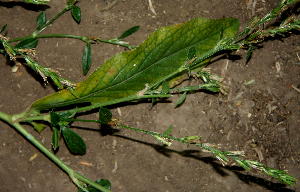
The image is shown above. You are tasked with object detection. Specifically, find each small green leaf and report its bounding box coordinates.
[245,44,253,63]
[82,43,92,75]
[99,107,112,124]
[71,5,81,23]
[95,179,111,190]
[187,46,196,62]
[62,127,86,155]
[151,97,157,105]
[50,111,60,126]
[161,81,170,94]
[67,0,74,5]
[163,125,172,135]
[209,147,229,162]
[233,157,251,171]
[30,122,46,133]
[117,25,140,39]
[36,11,46,30]
[175,91,187,107]
[52,127,60,150]
[78,179,111,192]
[183,135,201,141]
[14,38,38,49]
[58,121,70,131]
[58,110,76,119]
[0,24,7,33]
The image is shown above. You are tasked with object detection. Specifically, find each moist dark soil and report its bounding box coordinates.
[0,0,300,191]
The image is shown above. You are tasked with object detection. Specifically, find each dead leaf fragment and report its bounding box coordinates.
[29,153,38,162]
[80,161,93,167]
[148,0,156,15]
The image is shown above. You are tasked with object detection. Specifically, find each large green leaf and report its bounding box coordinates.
[28,17,240,114]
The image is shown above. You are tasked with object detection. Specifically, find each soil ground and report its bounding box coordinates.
[0,0,300,191]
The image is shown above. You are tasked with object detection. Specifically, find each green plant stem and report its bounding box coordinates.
[0,110,111,192]
[118,124,296,186]
[169,83,219,92]
[32,6,71,37]
[69,94,171,113]
[99,39,137,50]
[8,34,137,49]
[8,34,87,43]
[18,94,171,123]
[118,124,189,143]
[63,118,100,123]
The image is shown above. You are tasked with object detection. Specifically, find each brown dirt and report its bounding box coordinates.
[0,0,300,191]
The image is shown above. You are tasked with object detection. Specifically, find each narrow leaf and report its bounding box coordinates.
[117,25,140,39]
[71,5,81,23]
[67,0,74,5]
[99,107,112,124]
[153,135,172,146]
[175,91,187,107]
[0,24,7,33]
[50,111,60,126]
[233,157,251,171]
[28,17,240,114]
[15,38,38,49]
[36,11,46,30]
[151,97,157,105]
[62,127,86,155]
[30,122,46,133]
[245,44,253,63]
[163,125,172,135]
[82,43,92,75]
[52,127,59,150]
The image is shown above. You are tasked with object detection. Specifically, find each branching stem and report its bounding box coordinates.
[0,110,111,192]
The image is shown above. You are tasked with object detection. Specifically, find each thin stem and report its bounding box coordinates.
[169,83,219,92]
[62,118,100,123]
[8,34,87,43]
[99,39,137,50]
[118,125,188,143]
[66,94,172,114]
[33,6,71,37]
[8,34,137,50]
[18,94,171,123]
